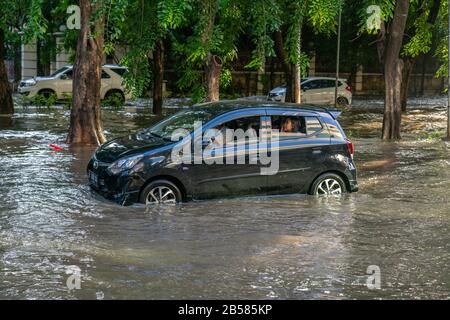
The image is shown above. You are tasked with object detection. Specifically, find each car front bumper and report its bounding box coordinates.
[18,86,38,98]
[87,158,141,206]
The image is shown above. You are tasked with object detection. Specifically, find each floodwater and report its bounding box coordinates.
[0,97,449,299]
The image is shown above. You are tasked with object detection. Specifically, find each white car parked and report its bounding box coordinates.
[18,64,132,102]
[268,77,352,107]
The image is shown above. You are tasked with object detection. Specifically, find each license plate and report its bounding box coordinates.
[88,170,98,187]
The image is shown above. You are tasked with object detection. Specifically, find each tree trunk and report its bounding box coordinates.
[269,58,275,90]
[205,53,222,102]
[13,41,21,87]
[200,0,220,102]
[292,63,301,103]
[420,54,427,96]
[0,28,14,115]
[399,0,441,112]
[401,57,415,112]
[153,39,164,115]
[381,0,409,140]
[66,0,105,145]
[292,24,302,104]
[274,31,293,102]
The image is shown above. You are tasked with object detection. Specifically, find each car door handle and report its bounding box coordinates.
[312,147,323,154]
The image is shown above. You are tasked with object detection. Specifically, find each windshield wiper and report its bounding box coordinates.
[148,131,172,142]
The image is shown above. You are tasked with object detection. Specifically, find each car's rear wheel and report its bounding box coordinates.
[310,173,347,196]
[336,96,349,108]
[140,180,183,205]
[104,90,125,105]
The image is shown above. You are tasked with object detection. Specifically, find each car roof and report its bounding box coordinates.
[103,64,128,69]
[61,64,127,69]
[304,76,347,82]
[192,100,333,116]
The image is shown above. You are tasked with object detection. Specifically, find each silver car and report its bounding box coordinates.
[268,77,352,107]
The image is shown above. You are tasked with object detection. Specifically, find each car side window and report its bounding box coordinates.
[271,115,323,139]
[63,70,73,80]
[101,70,111,79]
[303,81,320,90]
[206,116,261,147]
[110,68,127,77]
[302,81,313,90]
[305,117,323,135]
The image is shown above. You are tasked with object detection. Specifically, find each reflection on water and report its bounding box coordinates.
[0,102,449,299]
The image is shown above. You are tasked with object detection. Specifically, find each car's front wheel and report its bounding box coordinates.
[140,180,183,205]
[310,173,347,196]
[38,89,55,99]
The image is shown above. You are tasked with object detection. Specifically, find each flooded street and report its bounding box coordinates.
[0,98,449,299]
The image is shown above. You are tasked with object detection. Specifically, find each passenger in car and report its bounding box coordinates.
[279,117,306,137]
[281,118,295,132]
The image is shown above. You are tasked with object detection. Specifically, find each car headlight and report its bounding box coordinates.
[107,154,143,175]
[23,80,37,87]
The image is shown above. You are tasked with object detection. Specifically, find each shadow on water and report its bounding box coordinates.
[0,115,13,129]
[0,100,449,299]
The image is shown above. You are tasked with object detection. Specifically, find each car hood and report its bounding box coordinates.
[95,133,171,163]
[270,86,287,94]
[35,76,55,81]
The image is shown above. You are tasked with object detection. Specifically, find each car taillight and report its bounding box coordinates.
[345,85,352,92]
[346,138,354,157]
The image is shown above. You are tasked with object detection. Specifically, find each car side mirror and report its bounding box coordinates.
[60,74,69,80]
[202,137,215,148]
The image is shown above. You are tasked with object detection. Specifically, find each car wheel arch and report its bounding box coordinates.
[308,170,350,194]
[38,88,56,96]
[104,89,124,98]
[139,175,188,202]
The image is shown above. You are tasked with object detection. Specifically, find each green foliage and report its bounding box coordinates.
[244,0,281,70]
[190,83,207,104]
[306,0,341,34]
[435,42,448,78]
[112,0,193,98]
[158,0,192,29]
[220,68,232,90]
[102,92,125,108]
[245,0,341,71]
[402,15,433,58]
[0,0,48,44]
[23,93,58,108]
[435,0,448,78]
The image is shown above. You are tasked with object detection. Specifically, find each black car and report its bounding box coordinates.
[87,100,358,205]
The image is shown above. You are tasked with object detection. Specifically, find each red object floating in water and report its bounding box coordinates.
[49,144,64,151]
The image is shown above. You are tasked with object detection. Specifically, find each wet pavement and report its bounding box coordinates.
[0,97,449,299]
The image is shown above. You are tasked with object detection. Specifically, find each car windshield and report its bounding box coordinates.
[144,109,215,141]
[50,67,70,77]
